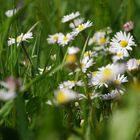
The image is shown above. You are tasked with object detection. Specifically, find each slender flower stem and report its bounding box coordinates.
[21,43,34,67]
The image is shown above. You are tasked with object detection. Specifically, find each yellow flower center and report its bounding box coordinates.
[66,54,77,64]
[114,79,121,85]
[117,53,123,57]
[84,52,90,57]
[63,36,68,41]
[103,68,113,80]
[53,36,58,41]
[92,71,97,75]
[69,80,75,83]
[120,40,128,48]
[81,63,86,68]
[99,37,106,45]
[17,34,23,42]
[56,91,67,104]
[137,60,140,65]
[77,24,84,31]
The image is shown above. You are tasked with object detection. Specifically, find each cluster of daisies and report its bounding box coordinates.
[47,11,92,46]
[46,11,138,105]
[0,11,139,106]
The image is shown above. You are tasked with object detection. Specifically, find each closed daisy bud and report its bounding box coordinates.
[123,21,134,32]
[66,54,77,64]
[80,119,85,126]
[66,46,80,70]
[127,58,140,71]
[66,54,77,70]
[5,9,17,17]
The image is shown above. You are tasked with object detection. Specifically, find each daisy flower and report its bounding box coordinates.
[90,64,125,88]
[58,33,74,46]
[69,18,84,28]
[8,32,33,46]
[88,31,109,46]
[109,31,136,55]
[54,88,77,104]
[73,21,93,35]
[47,33,63,44]
[112,50,129,62]
[61,11,80,23]
[5,9,17,17]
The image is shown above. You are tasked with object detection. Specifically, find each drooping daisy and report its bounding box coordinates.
[58,33,74,46]
[73,21,93,35]
[69,18,84,28]
[112,50,129,62]
[109,31,136,55]
[59,80,83,89]
[127,58,140,71]
[47,33,63,44]
[38,66,52,75]
[8,32,33,46]
[80,51,94,73]
[100,89,122,100]
[61,11,80,23]
[5,9,17,17]
[54,88,77,104]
